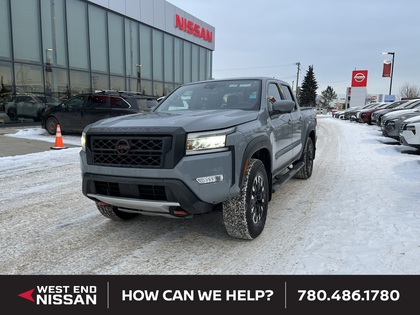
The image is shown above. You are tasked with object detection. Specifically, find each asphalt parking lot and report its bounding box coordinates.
[0,134,54,157]
[0,123,77,157]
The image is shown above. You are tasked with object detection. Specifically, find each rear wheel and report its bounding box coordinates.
[96,202,139,220]
[7,108,17,121]
[222,159,268,240]
[294,137,314,179]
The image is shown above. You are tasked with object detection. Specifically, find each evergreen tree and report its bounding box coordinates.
[320,86,337,108]
[298,65,318,107]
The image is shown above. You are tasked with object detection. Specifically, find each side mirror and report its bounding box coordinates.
[272,100,295,113]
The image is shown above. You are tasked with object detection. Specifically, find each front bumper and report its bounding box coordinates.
[400,124,420,148]
[381,120,401,140]
[80,150,236,215]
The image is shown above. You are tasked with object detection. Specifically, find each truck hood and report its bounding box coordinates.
[87,110,259,133]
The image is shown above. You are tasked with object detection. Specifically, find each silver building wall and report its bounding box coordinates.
[0,0,214,123]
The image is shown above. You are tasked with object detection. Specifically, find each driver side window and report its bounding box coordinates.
[64,96,84,112]
[267,83,282,113]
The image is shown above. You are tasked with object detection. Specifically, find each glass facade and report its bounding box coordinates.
[0,0,213,124]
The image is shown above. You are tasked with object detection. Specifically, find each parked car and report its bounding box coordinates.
[381,108,420,140]
[352,102,385,122]
[399,115,420,150]
[356,102,389,124]
[42,91,158,135]
[370,100,409,125]
[336,103,375,120]
[4,93,60,122]
[372,99,420,126]
[333,107,353,119]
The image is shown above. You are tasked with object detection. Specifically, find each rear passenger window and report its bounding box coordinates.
[110,97,130,108]
[86,96,109,109]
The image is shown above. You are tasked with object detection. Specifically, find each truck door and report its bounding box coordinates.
[280,84,303,159]
[267,83,293,174]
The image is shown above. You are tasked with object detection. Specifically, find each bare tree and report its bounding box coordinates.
[399,82,420,99]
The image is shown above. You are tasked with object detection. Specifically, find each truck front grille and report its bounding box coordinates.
[90,136,172,168]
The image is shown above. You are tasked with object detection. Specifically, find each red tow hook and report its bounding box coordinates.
[173,209,189,217]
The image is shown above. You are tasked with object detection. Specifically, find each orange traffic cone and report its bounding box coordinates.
[50,124,68,150]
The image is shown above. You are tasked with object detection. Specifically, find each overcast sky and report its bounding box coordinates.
[168,0,420,98]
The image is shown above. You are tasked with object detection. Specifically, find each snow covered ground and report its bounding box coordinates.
[1,116,419,275]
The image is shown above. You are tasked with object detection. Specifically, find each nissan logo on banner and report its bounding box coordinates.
[382,60,392,77]
[351,70,368,87]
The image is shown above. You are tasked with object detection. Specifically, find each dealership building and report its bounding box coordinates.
[0,0,215,123]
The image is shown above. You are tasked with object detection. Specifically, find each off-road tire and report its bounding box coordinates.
[294,137,314,179]
[222,159,268,240]
[96,202,139,220]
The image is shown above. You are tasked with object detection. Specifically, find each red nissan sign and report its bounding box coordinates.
[351,70,368,87]
[175,14,213,43]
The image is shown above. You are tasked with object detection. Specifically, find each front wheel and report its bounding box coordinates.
[222,159,268,240]
[96,202,139,220]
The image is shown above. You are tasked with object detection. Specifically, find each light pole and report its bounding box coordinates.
[382,51,395,95]
[295,62,301,97]
[136,64,142,93]
[45,48,54,95]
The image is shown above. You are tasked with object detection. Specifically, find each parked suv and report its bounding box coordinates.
[373,99,420,126]
[4,93,60,122]
[42,91,158,135]
[400,115,420,150]
[381,108,420,140]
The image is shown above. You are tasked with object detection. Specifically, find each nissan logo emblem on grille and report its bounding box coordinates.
[115,139,131,155]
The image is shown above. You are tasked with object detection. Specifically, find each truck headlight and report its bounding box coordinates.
[81,132,86,151]
[186,127,235,155]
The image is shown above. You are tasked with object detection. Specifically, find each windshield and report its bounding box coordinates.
[156,79,261,112]
[404,100,420,109]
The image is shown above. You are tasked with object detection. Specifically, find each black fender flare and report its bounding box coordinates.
[238,136,272,189]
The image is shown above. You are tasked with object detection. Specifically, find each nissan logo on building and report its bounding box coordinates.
[115,139,131,155]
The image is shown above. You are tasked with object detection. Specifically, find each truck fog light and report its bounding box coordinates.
[196,174,224,184]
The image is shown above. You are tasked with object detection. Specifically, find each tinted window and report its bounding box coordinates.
[64,96,84,111]
[86,95,108,109]
[110,96,130,109]
[17,96,33,102]
[136,99,158,110]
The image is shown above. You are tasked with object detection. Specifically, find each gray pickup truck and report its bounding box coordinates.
[80,77,317,239]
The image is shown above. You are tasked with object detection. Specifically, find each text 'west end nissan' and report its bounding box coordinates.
[79,77,317,239]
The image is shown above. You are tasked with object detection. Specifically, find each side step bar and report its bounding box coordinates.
[272,161,304,193]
